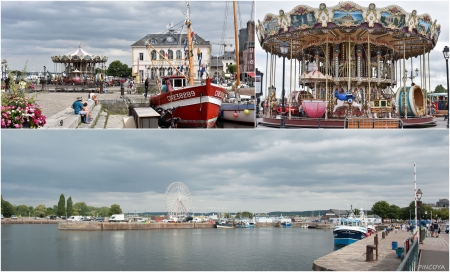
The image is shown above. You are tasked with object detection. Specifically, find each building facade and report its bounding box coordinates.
[130,31,212,83]
[239,20,255,83]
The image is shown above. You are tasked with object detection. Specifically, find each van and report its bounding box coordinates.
[67,216,82,221]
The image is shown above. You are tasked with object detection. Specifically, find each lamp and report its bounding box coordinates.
[279,41,289,129]
[443,46,449,128]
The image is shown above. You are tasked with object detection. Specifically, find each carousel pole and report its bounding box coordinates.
[348,36,350,93]
[403,39,407,119]
[265,51,268,98]
[289,39,293,119]
[368,32,371,115]
[325,34,329,120]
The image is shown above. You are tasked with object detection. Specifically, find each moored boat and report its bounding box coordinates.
[235,220,255,228]
[215,220,235,229]
[333,208,368,245]
[281,222,292,227]
[149,76,226,128]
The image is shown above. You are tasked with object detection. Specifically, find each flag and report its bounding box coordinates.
[166,21,173,29]
[180,65,183,72]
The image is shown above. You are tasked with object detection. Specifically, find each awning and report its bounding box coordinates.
[246,72,255,78]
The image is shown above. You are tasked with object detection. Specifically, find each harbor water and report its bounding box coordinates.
[2,224,334,271]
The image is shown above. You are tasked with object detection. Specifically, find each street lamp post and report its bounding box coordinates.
[443,46,449,128]
[279,41,290,129]
[416,189,423,243]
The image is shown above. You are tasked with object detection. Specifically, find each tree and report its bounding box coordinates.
[227,64,237,74]
[434,84,447,93]
[236,211,254,219]
[73,202,89,216]
[107,60,131,77]
[57,194,65,217]
[46,207,54,216]
[109,204,122,215]
[1,196,16,218]
[371,200,390,220]
[98,206,110,217]
[388,204,401,220]
[34,204,47,217]
[15,204,30,217]
[66,196,73,217]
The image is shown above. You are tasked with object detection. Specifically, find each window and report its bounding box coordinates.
[168,50,173,60]
[176,50,182,59]
[139,53,143,61]
[160,50,165,60]
[150,38,157,44]
[151,50,157,60]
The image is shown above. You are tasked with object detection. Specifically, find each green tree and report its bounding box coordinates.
[34,204,47,217]
[15,204,30,217]
[227,64,237,74]
[236,211,254,219]
[371,200,390,220]
[57,194,65,217]
[109,204,123,215]
[388,204,401,220]
[46,207,54,216]
[434,84,447,93]
[66,196,73,217]
[107,61,131,77]
[28,206,34,216]
[1,196,16,218]
[73,202,89,216]
[98,206,110,217]
[435,208,449,220]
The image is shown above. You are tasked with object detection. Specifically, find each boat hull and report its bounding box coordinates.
[150,79,226,128]
[219,103,255,126]
[333,227,367,245]
[216,224,235,229]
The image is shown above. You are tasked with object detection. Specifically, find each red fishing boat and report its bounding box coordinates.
[149,76,226,128]
[147,2,226,128]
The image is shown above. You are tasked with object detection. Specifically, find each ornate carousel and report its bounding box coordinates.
[257,2,441,128]
[50,43,108,86]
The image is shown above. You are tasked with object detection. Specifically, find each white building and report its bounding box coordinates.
[130,30,212,83]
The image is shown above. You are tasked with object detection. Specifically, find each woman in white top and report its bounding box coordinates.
[89,90,99,105]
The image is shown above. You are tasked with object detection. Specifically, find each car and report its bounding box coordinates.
[445,224,449,234]
[81,217,91,221]
[50,215,57,220]
[34,217,40,220]
[10,215,18,220]
[1,214,4,220]
[94,217,104,222]
[61,216,66,220]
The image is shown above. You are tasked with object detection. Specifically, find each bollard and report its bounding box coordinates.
[375,234,379,261]
[382,231,386,239]
[121,82,124,97]
[366,245,376,261]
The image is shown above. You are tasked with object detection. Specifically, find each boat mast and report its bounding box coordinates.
[185,1,194,86]
[233,1,240,86]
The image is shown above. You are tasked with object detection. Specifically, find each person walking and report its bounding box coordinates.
[4,76,10,93]
[144,77,149,98]
[433,220,439,238]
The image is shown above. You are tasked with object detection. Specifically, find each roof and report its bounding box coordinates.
[66,43,92,57]
[131,33,211,47]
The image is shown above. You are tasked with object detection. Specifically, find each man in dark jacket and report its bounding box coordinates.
[144,77,149,98]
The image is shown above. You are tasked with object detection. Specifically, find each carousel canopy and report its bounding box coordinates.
[257,2,441,60]
[51,43,108,63]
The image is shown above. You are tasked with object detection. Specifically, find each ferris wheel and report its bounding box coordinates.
[164,182,192,218]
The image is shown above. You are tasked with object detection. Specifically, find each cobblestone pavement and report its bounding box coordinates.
[419,233,449,271]
[27,88,145,117]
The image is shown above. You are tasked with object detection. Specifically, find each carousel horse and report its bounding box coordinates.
[333,89,362,113]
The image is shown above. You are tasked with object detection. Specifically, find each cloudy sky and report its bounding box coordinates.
[1,130,448,214]
[256,0,450,98]
[1,1,253,72]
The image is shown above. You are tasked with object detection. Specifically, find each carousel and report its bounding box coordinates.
[50,43,108,86]
[257,2,441,128]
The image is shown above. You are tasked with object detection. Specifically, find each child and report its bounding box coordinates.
[81,102,91,124]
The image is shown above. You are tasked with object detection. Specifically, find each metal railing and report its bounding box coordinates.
[397,237,419,271]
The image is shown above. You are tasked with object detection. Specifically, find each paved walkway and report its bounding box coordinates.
[28,87,146,129]
[419,232,449,271]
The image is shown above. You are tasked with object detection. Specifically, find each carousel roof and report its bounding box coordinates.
[51,43,107,63]
[257,1,441,60]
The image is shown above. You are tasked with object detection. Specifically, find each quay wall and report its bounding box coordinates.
[1,219,58,224]
[58,222,216,230]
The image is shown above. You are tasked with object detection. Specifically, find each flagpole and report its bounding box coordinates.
[233,1,240,86]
